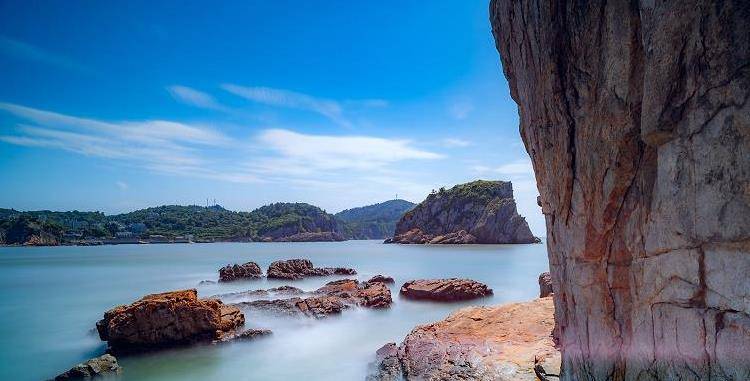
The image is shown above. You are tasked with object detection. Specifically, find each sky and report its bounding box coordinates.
[0,1,544,234]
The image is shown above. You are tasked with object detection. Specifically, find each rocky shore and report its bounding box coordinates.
[368,297,559,380]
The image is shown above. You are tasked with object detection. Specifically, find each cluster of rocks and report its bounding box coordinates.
[367,297,559,381]
[48,354,121,381]
[235,277,394,318]
[216,258,356,282]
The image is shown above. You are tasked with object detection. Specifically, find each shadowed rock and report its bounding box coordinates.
[266,259,356,280]
[366,275,395,285]
[538,272,553,298]
[218,261,262,282]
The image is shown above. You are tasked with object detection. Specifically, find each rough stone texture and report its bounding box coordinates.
[539,271,553,298]
[218,261,262,282]
[49,354,121,380]
[387,180,539,244]
[366,343,403,381]
[315,279,393,309]
[491,0,750,379]
[368,297,559,380]
[266,259,356,280]
[96,289,244,353]
[399,279,493,302]
[271,231,345,242]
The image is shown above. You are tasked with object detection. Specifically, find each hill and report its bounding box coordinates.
[335,199,415,239]
[385,180,539,244]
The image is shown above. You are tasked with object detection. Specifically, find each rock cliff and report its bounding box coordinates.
[491,0,749,379]
[386,180,538,244]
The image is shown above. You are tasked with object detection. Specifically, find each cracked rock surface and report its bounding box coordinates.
[491,0,750,379]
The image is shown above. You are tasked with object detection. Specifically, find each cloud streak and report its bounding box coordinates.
[0,36,89,73]
[222,84,388,128]
[167,85,226,111]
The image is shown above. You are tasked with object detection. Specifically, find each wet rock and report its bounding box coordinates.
[267,258,315,280]
[49,354,121,380]
[235,328,272,340]
[295,295,347,318]
[315,279,393,308]
[366,343,403,381]
[211,285,305,301]
[96,289,244,353]
[235,298,304,317]
[366,275,395,285]
[491,0,750,377]
[399,279,493,302]
[218,261,262,282]
[538,272,553,298]
[376,298,558,380]
[266,259,356,280]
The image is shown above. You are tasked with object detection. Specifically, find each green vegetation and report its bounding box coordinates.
[335,199,415,239]
[0,203,343,244]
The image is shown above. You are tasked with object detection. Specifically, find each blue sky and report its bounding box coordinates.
[0,1,543,234]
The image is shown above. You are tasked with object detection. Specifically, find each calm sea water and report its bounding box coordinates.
[0,240,548,381]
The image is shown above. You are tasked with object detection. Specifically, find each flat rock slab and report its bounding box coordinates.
[369,297,559,381]
[400,278,492,301]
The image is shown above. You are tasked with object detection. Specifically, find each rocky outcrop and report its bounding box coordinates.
[96,289,244,353]
[218,261,262,282]
[538,272,553,298]
[399,279,493,301]
[366,275,395,285]
[49,354,121,380]
[386,180,538,244]
[491,0,750,379]
[367,297,559,380]
[266,259,356,280]
[315,279,393,309]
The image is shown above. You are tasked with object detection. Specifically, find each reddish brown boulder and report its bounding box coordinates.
[294,295,347,318]
[218,261,262,282]
[428,230,477,244]
[96,289,244,353]
[538,272,553,298]
[316,279,393,309]
[400,279,492,301]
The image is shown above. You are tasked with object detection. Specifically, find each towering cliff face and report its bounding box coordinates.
[491,1,749,380]
[388,180,538,244]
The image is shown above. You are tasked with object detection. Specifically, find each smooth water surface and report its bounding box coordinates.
[0,240,548,381]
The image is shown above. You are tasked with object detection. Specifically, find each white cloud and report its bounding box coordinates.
[0,36,89,73]
[250,129,442,175]
[0,103,261,183]
[441,138,472,148]
[167,85,225,111]
[222,84,357,127]
[495,159,534,176]
[116,181,128,190]
[448,101,474,120]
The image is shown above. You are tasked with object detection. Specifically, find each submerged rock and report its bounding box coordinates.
[49,354,121,380]
[234,328,272,341]
[399,279,493,301]
[366,275,395,285]
[386,180,538,244]
[96,289,244,353]
[368,298,558,381]
[538,272,553,298]
[218,261,262,282]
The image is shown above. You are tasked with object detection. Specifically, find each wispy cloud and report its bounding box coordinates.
[0,103,259,183]
[472,159,534,177]
[223,84,387,128]
[250,129,442,175]
[116,181,128,190]
[167,85,226,111]
[0,36,89,73]
[448,100,474,120]
[441,138,472,148]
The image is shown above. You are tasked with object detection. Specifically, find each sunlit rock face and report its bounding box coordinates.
[490,0,750,379]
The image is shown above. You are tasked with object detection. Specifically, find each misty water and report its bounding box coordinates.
[0,240,548,381]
